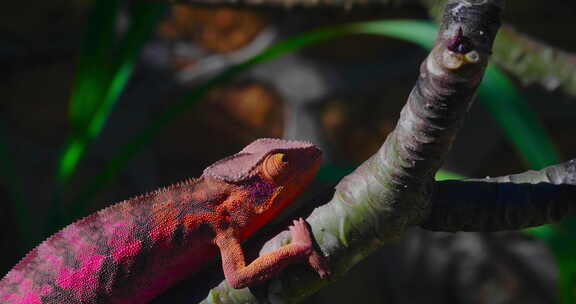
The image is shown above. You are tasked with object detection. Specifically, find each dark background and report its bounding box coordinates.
[2,1,576,303]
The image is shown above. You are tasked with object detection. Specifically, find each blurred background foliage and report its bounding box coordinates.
[1,1,576,303]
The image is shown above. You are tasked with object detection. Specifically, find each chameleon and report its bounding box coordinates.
[0,138,330,304]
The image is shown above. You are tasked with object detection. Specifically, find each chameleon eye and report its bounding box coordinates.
[263,153,290,182]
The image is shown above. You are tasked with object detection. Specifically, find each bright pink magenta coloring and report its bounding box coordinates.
[56,254,105,297]
[105,218,134,249]
[112,240,142,262]
[3,291,42,304]
[20,292,42,304]
[40,284,53,295]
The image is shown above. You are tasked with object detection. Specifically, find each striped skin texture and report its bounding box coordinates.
[0,138,325,304]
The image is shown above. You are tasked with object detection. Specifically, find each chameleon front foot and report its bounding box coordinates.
[289,218,331,279]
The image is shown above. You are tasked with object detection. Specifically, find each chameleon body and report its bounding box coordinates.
[0,138,329,304]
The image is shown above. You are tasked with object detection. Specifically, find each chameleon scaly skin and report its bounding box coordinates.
[0,138,329,304]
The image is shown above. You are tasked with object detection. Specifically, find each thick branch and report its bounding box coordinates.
[422,159,576,232]
[335,0,502,234]
[201,1,503,303]
[492,27,576,96]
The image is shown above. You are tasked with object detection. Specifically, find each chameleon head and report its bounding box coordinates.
[253,139,322,213]
[203,138,322,233]
[204,138,322,187]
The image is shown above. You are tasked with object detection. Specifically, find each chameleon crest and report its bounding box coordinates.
[203,138,320,182]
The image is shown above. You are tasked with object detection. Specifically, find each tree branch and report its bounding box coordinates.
[427,0,576,97]
[422,159,576,232]
[492,26,576,97]
[201,1,503,302]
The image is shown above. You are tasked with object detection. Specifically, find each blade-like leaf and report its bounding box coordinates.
[58,2,166,185]
[479,65,561,169]
[69,0,120,126]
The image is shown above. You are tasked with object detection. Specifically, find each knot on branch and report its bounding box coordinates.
[447,27,474,54]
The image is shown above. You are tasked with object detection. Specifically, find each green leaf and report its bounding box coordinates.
[57,2,166,185]
[479,66,561,169]
[434,170,464,181]
[69,0,120,127]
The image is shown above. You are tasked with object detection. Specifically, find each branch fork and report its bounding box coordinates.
[201,1,576,303]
